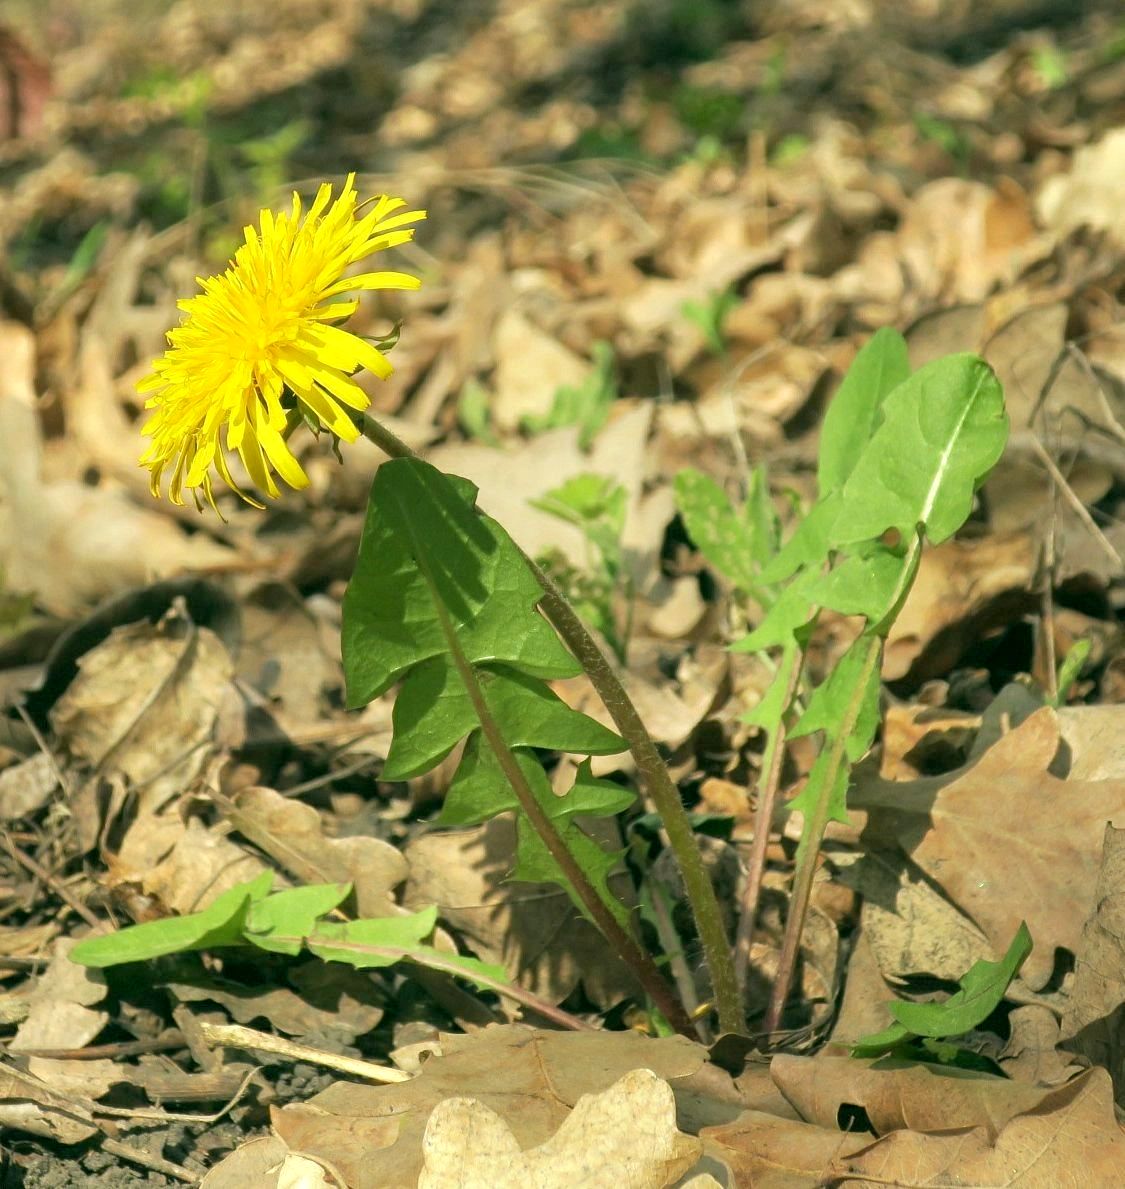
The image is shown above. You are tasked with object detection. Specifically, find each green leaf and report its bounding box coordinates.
[532,473,627,571]
[384,660,624,780]
[70,871,275,967]
[532,473,626,537]
[849,1022,913,1058]
[442,742,635,928]
[757,492,840,586]
[457,380,499,446]
[890,922,1033,1039]
[741,641,801,729]
[305,908,507,991]
[244,883,352,955]
[785,636,881,827]
[830,355,1008,548]
[681,288,738,356]
[731,566,821,653]
[306,905,437,966]
[818,328,911,493]
[342,459,579,707]
[344,457,632,935]
[804,540,921,632]
[1053,637,1091,707]
[674,467,774,592]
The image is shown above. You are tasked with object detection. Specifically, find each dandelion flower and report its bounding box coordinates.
[139,173,425,508]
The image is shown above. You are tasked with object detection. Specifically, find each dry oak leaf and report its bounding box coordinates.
[418,1067,701,1189]
[829,1067,1125,1188]
[1060,823,1125,1102]
[771,1054,1058,1139]
[701,1109,870,1189]
[852,706,1125,988]
[271,1024,708,1188]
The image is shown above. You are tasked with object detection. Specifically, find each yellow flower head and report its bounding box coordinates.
[139,173,426,508]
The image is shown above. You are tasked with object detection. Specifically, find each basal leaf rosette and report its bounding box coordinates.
[139,173,425,509]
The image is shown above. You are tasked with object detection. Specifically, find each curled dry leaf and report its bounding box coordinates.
[115,816,263,918]
[9,938,107,1055]
[1037,127,1125,248]
[1002,1004,1084,1088]
[418,1068,701,1189]
[49,602,239,850]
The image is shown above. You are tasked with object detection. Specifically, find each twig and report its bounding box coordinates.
[4,837,102,931]
[99,1140,200,1184]
[14,1030,186,1061]
[199,1022,410,1084]
[1026,433,1122,573]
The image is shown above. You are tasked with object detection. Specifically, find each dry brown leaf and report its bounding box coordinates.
[827,928,895,1047]
[491,309,589,431]
[834,850,992,985]
[1001,1005,1084,1087]
[227,786,407,919]
[418,1067,701,1189]
[1060,823,1125,1101]
[0,752,58,821]
[199,1135,291,1189]
[701,1109,871,1189]
[9,938,107,1055]
[853,706,1125,988]
[879,704,979,781]
[0,1062,100,1144]
[271,1024,708,1189]
[425,402,654,577]
[896,178,1041,303]
[168,960,383,1044]
[829,1068,1125,1187]
[882,532,1037,683]
[0,323,233,617]
[235,583,343,729]
[50,603,237,826]
[772,1053,1055,1137]
[1037,127,1125,248]
[1057,705,1125,781]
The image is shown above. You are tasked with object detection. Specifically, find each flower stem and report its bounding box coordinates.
[529,562,743,1038]
[354,410,743,1036]
[763,632,882,1033]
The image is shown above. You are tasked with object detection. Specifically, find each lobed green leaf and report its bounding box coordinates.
[342,460,579,708]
